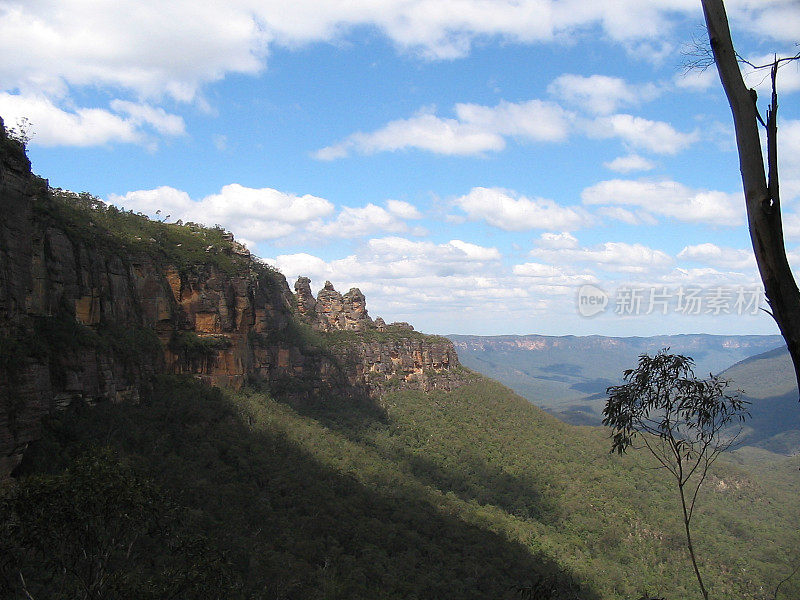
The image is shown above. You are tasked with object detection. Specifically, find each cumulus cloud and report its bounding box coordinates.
[110,185,336,242]
[603,154,655,173]
[2,1,795,138]
[454,187,592,231]
[587,114,698,155]
[740,1,800,46]
[779,119,800,202]
[742,53,800,97]
[314,111,505,159]
[677,243,756,271]
[109,100,186,136]
[3,99,133,147]
[0,2,264,102]
[596,206,658,226]
[269,236,503,293]
[783,212,800,241]
[265,235,583,333]
[110,185,429,243]
[386,199,423,219]
[547,74,660,115]
[453,99,572,142]
[315,100,571,159]
[530,241,674,274]
[0,1,725,103]
[658,267,761,289]
[0,93,184,147]
[513,262,597,287]
[536,232,579,249]
[309,203,413,238]
[581,179,743,225]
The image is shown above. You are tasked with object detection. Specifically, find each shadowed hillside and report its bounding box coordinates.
[720,345,800,455]
[7,374,798,600]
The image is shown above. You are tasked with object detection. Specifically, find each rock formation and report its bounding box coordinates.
[0,116,466,476]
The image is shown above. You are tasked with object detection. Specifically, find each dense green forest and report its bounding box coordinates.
[3,373,798,599]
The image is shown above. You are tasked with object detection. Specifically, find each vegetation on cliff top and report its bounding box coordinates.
[31,186,281,280]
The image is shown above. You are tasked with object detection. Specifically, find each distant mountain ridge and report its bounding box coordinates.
[448,333,785,426]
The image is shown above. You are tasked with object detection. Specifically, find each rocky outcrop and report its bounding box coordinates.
[331,338,463,394]
[294,276,317,322]
[291,277,461,392]
[304,280,374,332]
[0,117,466,476]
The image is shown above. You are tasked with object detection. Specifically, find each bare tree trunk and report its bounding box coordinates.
[679,483,709,600]
[701,0,800,395]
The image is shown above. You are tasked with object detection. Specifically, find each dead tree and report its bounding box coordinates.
[700,0,800,396]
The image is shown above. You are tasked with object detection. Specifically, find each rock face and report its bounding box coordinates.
[309,280,373,331]
[291,277,460,393]
[0,117,465,476]
[332,338,462,395]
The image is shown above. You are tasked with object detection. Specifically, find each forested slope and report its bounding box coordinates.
[5,374,797,599]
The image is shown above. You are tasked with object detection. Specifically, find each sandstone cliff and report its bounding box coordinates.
[0,116,464,476]
[291,277,462,394]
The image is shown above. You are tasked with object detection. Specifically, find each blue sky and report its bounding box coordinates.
[2,0,800,336]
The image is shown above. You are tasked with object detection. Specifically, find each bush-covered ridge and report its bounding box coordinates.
[5,374,798,600]
[32,187,280,278]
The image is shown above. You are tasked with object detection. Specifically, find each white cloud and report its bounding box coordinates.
[314,111,506,159]
[0,93,137,147]
[269,236,503,297]
[0,2,264,102]
[742,53,800,97]
[677,243,756,271]
[315,100,571,159]
[110,187,429,243]
[2,1,795,120]
[110,184,335,242]
[530,241,674,274]
[779,119,800,202]
[0,93,185,147]
[453,99,572,142]
[309,203,412,238]
[547,74,660,115]
[454,187,593,231]
[0,1,715,106]
[674,68,718,92]
[109,100,186,136]
[740,1,800,45]
[596,206,658,226]
[582,179,743,225]
[386,199,422,219]
[513,262,597,287]
[447,239,502,261]
[536,232,579,249]
[658,267,760,288]
[783,212,800,241]
[587,114,698,155]
[603,154,655,173]
[366,236,500,265]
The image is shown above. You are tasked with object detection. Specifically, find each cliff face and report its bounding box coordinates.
[0,117,463,476]
[292,277,462,394]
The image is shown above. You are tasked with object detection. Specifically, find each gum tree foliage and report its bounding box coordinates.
[603,350,748,600]
[699,0,800,394]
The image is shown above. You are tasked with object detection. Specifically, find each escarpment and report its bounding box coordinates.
[0,116,464,476]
